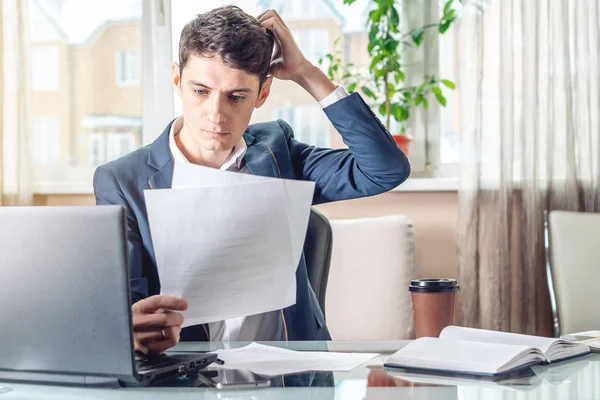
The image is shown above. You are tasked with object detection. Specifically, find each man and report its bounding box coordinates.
[94,6,410,355]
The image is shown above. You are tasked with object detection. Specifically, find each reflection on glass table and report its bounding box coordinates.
[1,342,599,400]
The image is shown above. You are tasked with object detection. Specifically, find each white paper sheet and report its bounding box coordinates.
[214,343,380,375]
[144,180,300,327]
[171,162,315,268]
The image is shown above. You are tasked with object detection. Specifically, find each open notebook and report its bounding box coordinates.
[384,326,590,377]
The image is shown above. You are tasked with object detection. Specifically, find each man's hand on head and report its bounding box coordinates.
[258,9,311,82]
[258,9,337,102]
[131,295,188,355]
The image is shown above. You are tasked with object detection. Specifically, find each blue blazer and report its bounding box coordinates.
[93,92,410,341]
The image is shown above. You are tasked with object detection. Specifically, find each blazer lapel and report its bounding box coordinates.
[147,122,175,189]
[148,161,174,190]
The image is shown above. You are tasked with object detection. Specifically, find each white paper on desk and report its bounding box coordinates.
[144,181,297,327]
[172,162,315,268]
[214,343,379,375]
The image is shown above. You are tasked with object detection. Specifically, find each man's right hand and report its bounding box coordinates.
[131,295,188,355]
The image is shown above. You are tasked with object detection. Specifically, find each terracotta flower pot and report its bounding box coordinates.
[392,134,412,155]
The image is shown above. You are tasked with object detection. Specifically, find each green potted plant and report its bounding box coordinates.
[320,0,464,155]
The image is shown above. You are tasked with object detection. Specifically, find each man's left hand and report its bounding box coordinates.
[258,10,337,101]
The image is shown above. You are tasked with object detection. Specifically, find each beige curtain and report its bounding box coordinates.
[457,1,600,335]
[1,0,33,206]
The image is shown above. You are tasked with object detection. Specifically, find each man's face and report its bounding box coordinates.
[172,54,271,154]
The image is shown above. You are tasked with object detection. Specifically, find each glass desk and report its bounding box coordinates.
[1,341,599,399]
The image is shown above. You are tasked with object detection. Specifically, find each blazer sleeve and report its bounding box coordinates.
[93,165,148,304]
[286,92,410,204]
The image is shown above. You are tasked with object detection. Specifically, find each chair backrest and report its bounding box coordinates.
[325,215,416,340]
[546,210,600,337]
[303,208,333,319]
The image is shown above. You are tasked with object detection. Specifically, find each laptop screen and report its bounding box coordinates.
[0,206,135,378]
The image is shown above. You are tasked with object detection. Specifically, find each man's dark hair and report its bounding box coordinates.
[178,6,274,87]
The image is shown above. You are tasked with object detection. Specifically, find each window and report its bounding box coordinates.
[273,105,330,148]
[31,117,60,164]
[116,49,140,87]
[106,132,136,161]
[20,0,144,190]
[16,0,457,193]
[291,28,329,68]
[31,46,59,91]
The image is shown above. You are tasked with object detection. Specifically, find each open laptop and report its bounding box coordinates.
[0,205,216,387]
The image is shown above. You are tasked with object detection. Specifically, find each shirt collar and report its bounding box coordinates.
[168,116,247,171]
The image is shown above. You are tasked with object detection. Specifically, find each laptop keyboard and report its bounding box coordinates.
[135,354,184,372]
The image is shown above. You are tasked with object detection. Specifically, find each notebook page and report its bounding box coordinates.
[440,326,557,356]
[386,337,542,375]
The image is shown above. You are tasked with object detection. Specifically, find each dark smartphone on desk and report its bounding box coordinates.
[196,369,271,389]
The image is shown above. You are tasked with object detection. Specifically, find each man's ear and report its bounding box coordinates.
[254,75,273,109]
[172,62,182,97]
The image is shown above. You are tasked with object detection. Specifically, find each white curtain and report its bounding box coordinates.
[1,0,33,206]
[457,1,600,335]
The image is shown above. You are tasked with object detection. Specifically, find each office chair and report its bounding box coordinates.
[303,208,333,320]
[325,215,416,340]
[545,210,600,337]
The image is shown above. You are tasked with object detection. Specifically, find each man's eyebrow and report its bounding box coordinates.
[188,81,253,93]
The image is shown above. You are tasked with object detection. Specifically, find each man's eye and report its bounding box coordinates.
[194,89,207,95]
[231,95,245,102]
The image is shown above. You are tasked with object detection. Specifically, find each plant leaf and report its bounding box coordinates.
[439,19,452,34]
[348,82,357,92]
[391,103,401,121]
[390,6,400,27]
[385,38,399,52]
[401,107,409,121]
[432,87,442,96]
[361,86,377,99]
[443,0,453,15]
[411,28,425,46]
[369,54,384,70]
[379,104,387,116]
[369,24,379,42]
[375,68,387,79]
[343,0,357,4]
[391,104,410,122]
[435,92,447,106]
[441,79,456,89]
[369,9,382,23]
[387,82,395,97]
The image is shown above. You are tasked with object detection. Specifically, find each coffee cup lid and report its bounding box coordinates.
[409,278,459,293]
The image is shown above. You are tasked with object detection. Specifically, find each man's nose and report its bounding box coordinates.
[207,95,228,125]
